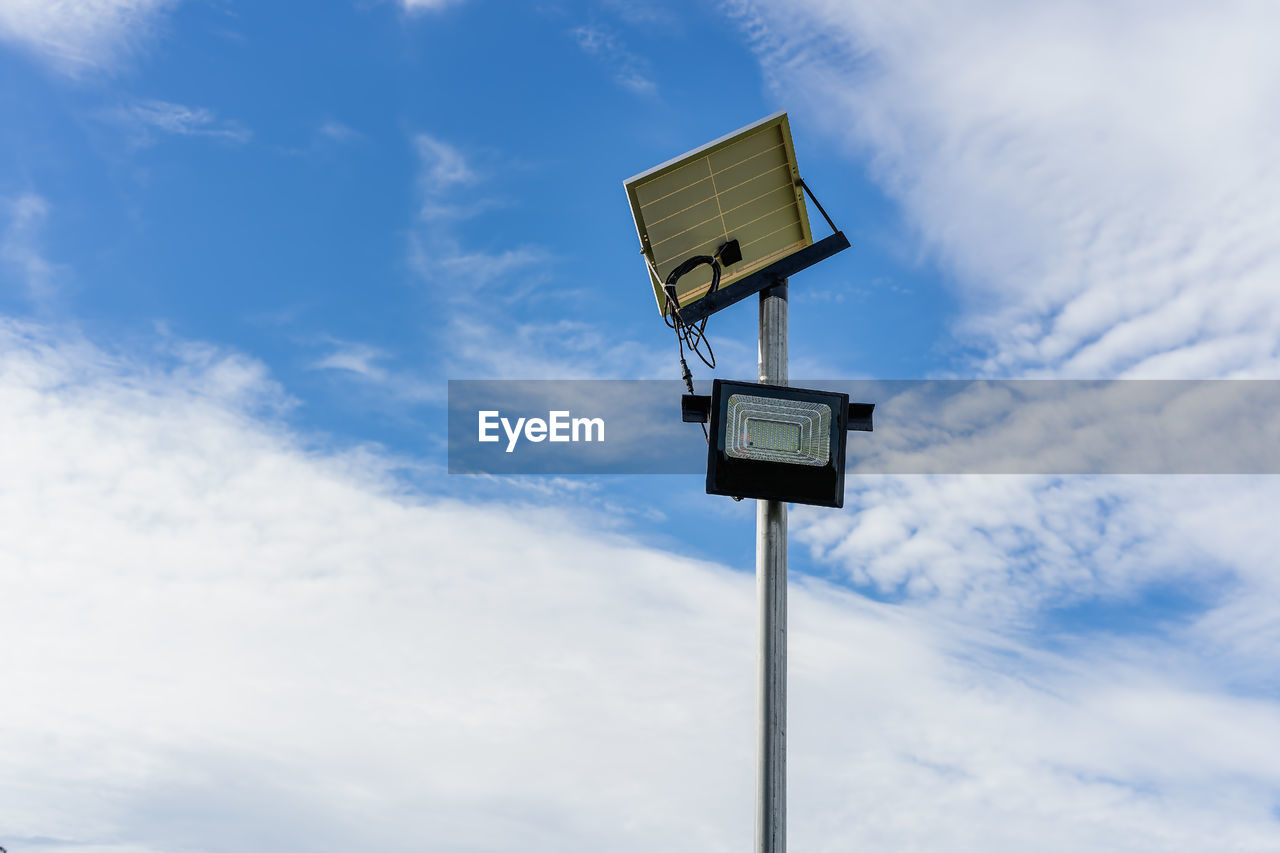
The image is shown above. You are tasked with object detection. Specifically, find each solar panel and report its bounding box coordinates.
[624,112,814,317]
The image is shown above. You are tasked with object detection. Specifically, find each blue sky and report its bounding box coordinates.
[4,1,1280,851]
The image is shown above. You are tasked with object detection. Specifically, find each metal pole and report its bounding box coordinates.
[755,278,788,853]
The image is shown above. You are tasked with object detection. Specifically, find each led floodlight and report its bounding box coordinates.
[725,392,831,465]
[684,379,873,508]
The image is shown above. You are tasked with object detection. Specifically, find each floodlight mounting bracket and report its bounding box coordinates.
[674,177,849,325]
[681,393,713,424]
[682,393,874,432]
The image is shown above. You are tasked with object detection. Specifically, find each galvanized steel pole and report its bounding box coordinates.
[755,278,788,853]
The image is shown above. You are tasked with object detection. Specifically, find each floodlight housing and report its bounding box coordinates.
[689,379,872,508]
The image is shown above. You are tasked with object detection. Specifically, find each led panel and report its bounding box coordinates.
[706,379,850,508]
[624,112,814,316]
[725,393,831,465]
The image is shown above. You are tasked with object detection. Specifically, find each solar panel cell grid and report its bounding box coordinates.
[624,113,814,316]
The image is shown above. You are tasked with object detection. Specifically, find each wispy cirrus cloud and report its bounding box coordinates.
[717,0,1280,626]
[601,0,678,28]
[318,132,626,398]
[415,132,476,191]
[400,0,467,14]
[316,118,361,145]
[409,132,551,290]
[728,0,1280,379]
[0,0,178,75]
[111,98,252,145]
[312,340,390,380]
[308,338,440,403]
[571,24,657,97]
[405,131,670,379]
[1,193,62,304]
[446,315,671,379]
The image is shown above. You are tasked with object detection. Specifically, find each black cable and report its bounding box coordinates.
[662,254,722,442]
[662,254,720,373]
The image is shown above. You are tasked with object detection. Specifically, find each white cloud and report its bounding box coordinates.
[407,135,543,284]
[707,13,1280,845]
[2,193,61,303]
[4,316,1280,850]
[837,379,1280,477]
[400,0,465,12]
[311,340,390,380]
[405,132,671,380]
[571,24,657,97]
[113,99,251,144]
[726,0,1280,719]
[601,0,677,29]
[794,475,1244,621]
[414,132,477,193]
[308,338,441,403]
[316,119,360,144]
[0,0,177,75]
[447,315,672,379]
[729,0,1280,378]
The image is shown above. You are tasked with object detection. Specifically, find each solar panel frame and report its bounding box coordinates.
[624,112,815,317]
